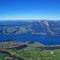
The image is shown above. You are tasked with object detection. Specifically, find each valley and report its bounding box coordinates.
[0,41,60,60]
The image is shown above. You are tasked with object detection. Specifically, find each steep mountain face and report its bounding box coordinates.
[38,20,60,35]
[0,20,60,35]
[48,20,60,35]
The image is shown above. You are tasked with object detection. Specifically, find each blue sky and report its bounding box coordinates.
[0,0,60,20]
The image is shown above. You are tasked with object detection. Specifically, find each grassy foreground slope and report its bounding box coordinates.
[0,41,60,60]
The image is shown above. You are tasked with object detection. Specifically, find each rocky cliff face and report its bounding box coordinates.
[0,20,60,35]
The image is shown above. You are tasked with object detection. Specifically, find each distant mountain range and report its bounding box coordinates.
[0,20,60,35]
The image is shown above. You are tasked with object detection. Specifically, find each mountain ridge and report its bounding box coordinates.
[0,20,60,35]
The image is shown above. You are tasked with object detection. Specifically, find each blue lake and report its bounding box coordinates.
[0,34,60,45]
